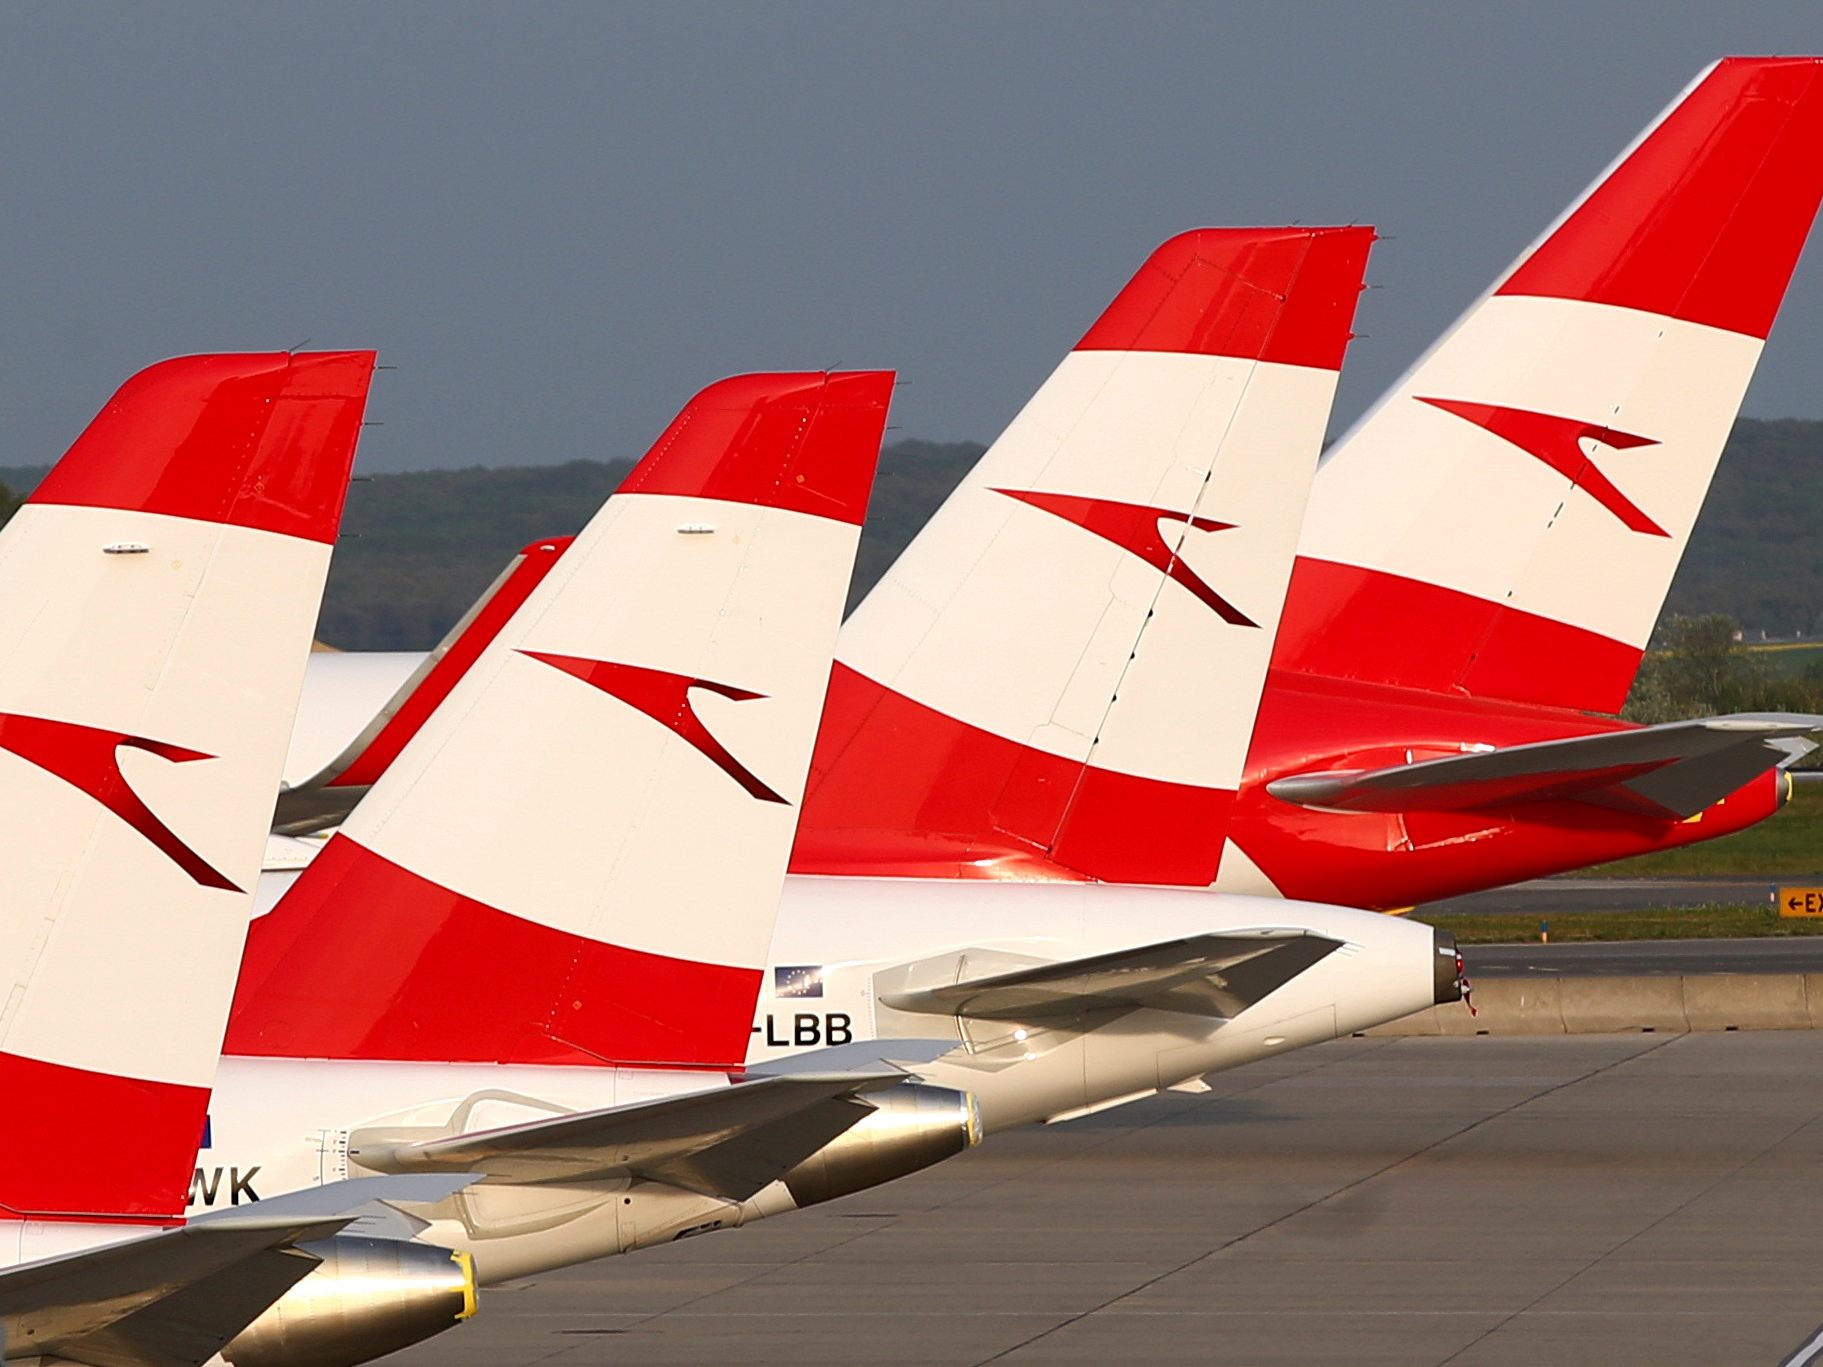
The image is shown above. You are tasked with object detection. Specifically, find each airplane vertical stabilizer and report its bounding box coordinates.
[797,228,1373,882]
[0,352,369,1221]
[229,372,891,1070]
[1280,56,1823,713]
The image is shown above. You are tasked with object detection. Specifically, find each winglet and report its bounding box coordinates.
[325,536,574,790]
[273,538,577,831]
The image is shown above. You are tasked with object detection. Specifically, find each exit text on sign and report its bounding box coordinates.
[1779,887,1823,917]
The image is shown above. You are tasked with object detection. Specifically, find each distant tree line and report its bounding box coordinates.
[1654,419,1823,637]
[0,420,1817,734]
[1625,613,1823,724]
[310,438,988,653]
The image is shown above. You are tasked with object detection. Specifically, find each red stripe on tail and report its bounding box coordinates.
[1272,557,1644,714]
[30,351,372,544]
[795,663,1234,884]
[228,835,762,1068]
[618,370,893,525]
[1497,57,1823,339]
[1075,226,1374,369]
[0,1051,205,1222]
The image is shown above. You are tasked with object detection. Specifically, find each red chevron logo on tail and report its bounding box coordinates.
[521,651,788,803]
[1418,397,1667,536]
[993,488,1258,626]
[0,713,238,891]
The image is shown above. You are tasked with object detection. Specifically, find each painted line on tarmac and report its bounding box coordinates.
[972,1034,1678,1366]
[1782,1323,1823,1367]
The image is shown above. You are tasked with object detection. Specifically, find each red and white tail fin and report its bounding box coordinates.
[1280,57,1823,714]
[229,372,892,1069]
[272,536,573,834]
[796,227,1374,883]
[0,352,369,1222]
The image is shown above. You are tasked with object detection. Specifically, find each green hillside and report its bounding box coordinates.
[1656,418,1823,636]
[0,416,1816,654]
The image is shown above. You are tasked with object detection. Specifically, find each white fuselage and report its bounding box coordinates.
[749,877,1436,1124]
[1,1219,157,1271]
[209,874,1440,1284]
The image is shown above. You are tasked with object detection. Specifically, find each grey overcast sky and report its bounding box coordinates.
[2,3,1821,473]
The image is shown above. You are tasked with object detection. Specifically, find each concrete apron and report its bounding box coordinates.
[1368,972,1823,1035]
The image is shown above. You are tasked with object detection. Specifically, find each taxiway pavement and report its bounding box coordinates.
[1420,876,1778,917]
[392,1031,1823,1366]
[1463,935,1823,976]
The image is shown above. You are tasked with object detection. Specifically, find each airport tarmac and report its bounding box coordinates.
[1420,876,1779,917]
[1464,935,1823,976]
[391,1031,1823,1366]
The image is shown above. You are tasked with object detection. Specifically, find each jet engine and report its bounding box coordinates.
[221,1235,475,1367]
[788,1082,980,1207]
[747,1082,981,1219]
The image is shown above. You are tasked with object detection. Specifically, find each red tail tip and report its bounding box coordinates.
[618,370,894,525]
[1075,226,1376,369]
[1497,56,1823,338]
[30,351,376,544]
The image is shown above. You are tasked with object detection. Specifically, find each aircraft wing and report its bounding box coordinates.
[349,1074,904,1201]
[877,932,1345,1021]
[273,537,574,836]
[1266,713,1823,821]
[0,1176,470,1367]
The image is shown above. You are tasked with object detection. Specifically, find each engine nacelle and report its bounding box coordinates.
[220,1236,475,1367]
[774,1083,981,1210]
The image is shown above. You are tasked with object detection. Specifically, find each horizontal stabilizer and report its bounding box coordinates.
[1267,713,1823,820]
[190,1173,479,1240]
[877,931,1345,1021]
[349,1073,902,1201]
[0,1201,428,1367]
